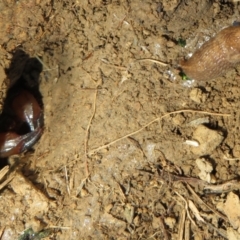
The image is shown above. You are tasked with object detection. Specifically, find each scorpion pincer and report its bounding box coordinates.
[0,88,43,158]
[0,129,42,158]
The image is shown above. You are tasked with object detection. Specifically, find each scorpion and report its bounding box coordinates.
[0,50,44,158]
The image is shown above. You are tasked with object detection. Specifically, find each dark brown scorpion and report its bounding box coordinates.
[0,50,44,158]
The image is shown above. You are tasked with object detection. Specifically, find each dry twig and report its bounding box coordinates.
[204,222,227,238]
[76,178,87,197]
[188,200,205,223]
[186,184,228,222]
[64,166,70,195]
[0,227,5,239]
[178,208,186,240]
[0,166,9,181]
[175,191,196,227]
[184,220,190,240]
[88,109,230,155]
[85,89,97,176]
[0,176,14,191]
[204,179,240,194]
[223,155,240,161]
[47,226,70,230]
[135,58,168,67]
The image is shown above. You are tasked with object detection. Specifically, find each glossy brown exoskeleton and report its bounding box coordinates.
[0,50,44,158]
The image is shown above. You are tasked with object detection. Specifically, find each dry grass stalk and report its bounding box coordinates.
[186,184,228,222]
[64,166,70,195]
[85,89,97,176]
[0,166,9,181]
[184,220,190,240]
[88,109,230,155]
[175,191,196,227]
[178,208,186,240]
[135,58,168,67]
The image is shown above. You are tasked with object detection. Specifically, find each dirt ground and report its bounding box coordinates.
[1,0,240,239]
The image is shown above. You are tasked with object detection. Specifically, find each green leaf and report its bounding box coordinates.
[178,38,186,47]
[18,228,52,240]
[179,71,190,81]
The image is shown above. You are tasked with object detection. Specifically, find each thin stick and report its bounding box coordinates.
[0,176,14,191]
[186,184,228,221]
[85,90,97,176]
[76,178,87,197]
[223,155,240,161]
[47,226,70,230]
[135,58,169,67]
[100,59,127,71]
[35,55,49,70]
[64,166,70,195]
[101,58,169,71]
[0,227,5,239]
[178,208,186,240]
[203,221,227,238]
[42,67,58,72]
[175,191,196,227]
[88,109,230,155]
[184,220,190,240]
[0,166,9,181]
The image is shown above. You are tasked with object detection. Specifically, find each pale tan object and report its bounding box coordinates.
[191,125,224,155]
[196,158,213,183]
[181,26,240,81]
[217,192,240,231]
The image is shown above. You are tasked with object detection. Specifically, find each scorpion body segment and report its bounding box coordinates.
[0,89,43,158]
[0,51,44,158]
[10,89,43,131]
[0,128,42,158]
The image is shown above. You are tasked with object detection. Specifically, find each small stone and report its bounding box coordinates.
[152,216,160,229]
[227,227,240,240]
[189,88,207,103]
[199,172,210,182]
[196,158,216,183]
[217,192,240,230]
[10,173,49,216]
[133,216,140,226]
[143,29,150,35]
[196,158,213,173]
[167,40,175,48]
[233,144,240,158]
[191,125,224,156]
[164,217,176,229]
[172,114,185,125]
[105,204,113,213]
